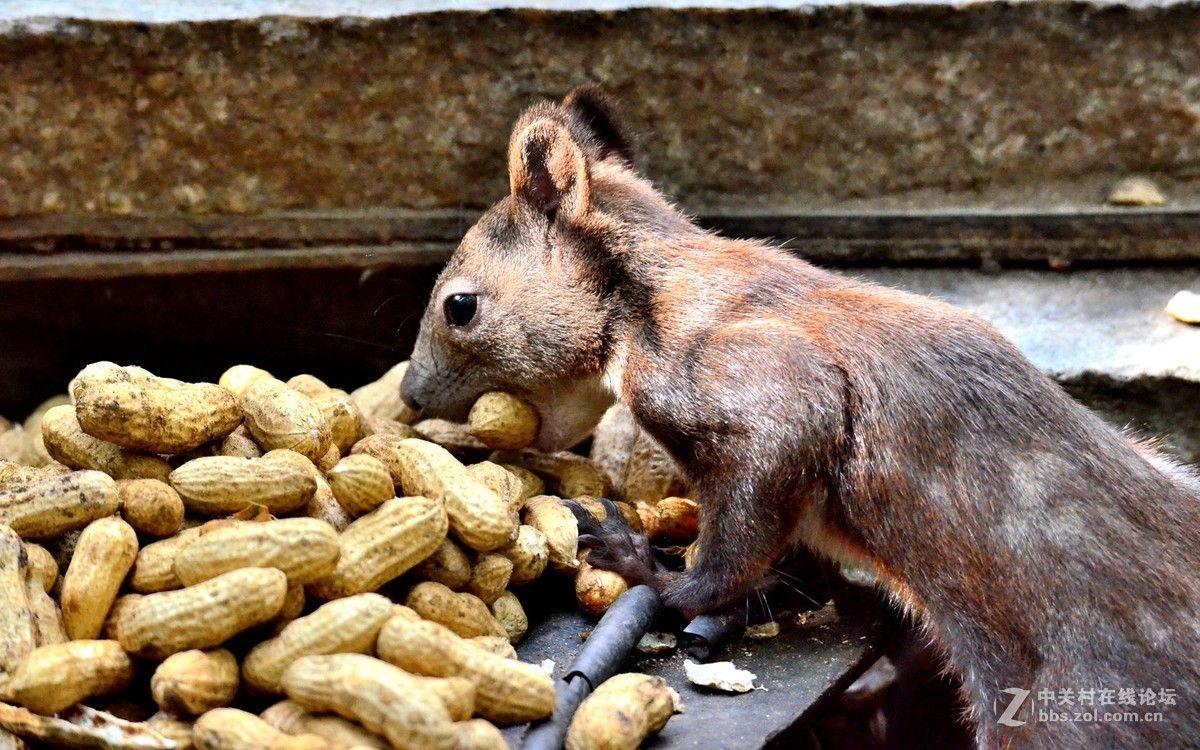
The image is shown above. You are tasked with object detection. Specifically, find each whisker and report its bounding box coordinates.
[769,566,821,607]
[317,332,399,351]
[374,294,408,318]
[759,589,773,623]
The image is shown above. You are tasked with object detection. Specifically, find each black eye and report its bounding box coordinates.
[443,293,477,327]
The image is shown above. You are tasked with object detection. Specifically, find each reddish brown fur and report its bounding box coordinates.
[402,87,1200,748]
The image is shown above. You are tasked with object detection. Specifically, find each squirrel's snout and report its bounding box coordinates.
[400,390,422,413]
[399,364,427,413]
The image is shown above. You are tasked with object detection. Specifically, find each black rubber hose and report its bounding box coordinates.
[522,585,662,750]
[681,604,748,660]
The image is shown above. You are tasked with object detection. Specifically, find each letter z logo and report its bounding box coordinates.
[996,687,1031,727]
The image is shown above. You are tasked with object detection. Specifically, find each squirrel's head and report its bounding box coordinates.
[401,86,641,451]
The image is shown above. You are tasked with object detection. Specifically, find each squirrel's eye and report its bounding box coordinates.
[443,293,478,327]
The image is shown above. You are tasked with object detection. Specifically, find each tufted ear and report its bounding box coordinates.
[563,85,634,164]
[508,118,591,224]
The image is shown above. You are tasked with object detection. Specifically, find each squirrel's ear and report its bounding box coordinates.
[563,85,634,164]
[508,119,590,224]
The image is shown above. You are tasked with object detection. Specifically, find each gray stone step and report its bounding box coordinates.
[859,268,1200,462]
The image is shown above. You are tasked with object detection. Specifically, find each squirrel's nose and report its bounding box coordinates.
[399,365,426,412]
[401,390,423,412]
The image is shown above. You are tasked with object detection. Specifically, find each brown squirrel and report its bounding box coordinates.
[401,87,1200,748]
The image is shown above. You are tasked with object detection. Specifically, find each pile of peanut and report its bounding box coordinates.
[0,361,698,750]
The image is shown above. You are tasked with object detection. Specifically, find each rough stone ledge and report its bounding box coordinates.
[3,2,1200,240]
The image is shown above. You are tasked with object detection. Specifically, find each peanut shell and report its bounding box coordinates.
[61,516,138,640]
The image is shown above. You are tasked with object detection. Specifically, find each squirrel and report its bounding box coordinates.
[400,86,1200,748]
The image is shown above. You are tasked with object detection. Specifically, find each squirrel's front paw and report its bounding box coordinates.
[565,498,660,586]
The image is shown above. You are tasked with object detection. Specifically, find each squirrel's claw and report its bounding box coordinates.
[563,499,600,532]
[566,497,659,586]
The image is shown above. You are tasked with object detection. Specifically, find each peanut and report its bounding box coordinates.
[499,464,545,500]
[174,518,340,587]
[22,544,56,593]
[129,522,233,594]
[492,449,610,499]
[467,393,539,451]
[218,364,275,400]
[21,395,71,468]
[0,431,37,471]
[308,496,447,600]
[150,648,239,715]
[194,708,332,750]
[377,614,555,726]
[522,495,578,573]
[634,501,659,539]
[621,432,687,504]
[588,405,637,494]
[565,673,678,750]
[573,496,643,534]
[260,700,388,748]
[0,461,43,488]
[490,591,529,644]
[451,719,509,750]
[7,640,134,715]
[575,554,628,618]
[40,405,171,480]
[325,454,394,517]
[0,469,120,540]
[285,374,330,399]
[304,474,353,532]
[75,380,242,454]
[466,554,513,605]
[36,462,73,478]
[406,582,508,639]
[0,429,30,468]
[169,456,316,515]
[61,516,139,640]
[261,449,351,531]
[69,361,184,400]
[310,390,363,455]
[24,572,66,647]
[466,461,526,514]
[242,378,332,461]
[499,525,549,586]
[214,425,263,459]
[242,593,393,695]
[118,567,288,659]
[390,438,516,552]
[275,583,307,633]
[0,526,36,676]
[280,653,458,750]
[103,594,142,642]
[469,636,518,660]
[117,479,185,537]
[650,497,700,543]
[349,361,418,424]
[360,417,422,441]
[415,538,474,590]
[147,711,196,748]
[414,419,488,455]
[315,444,340,472]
